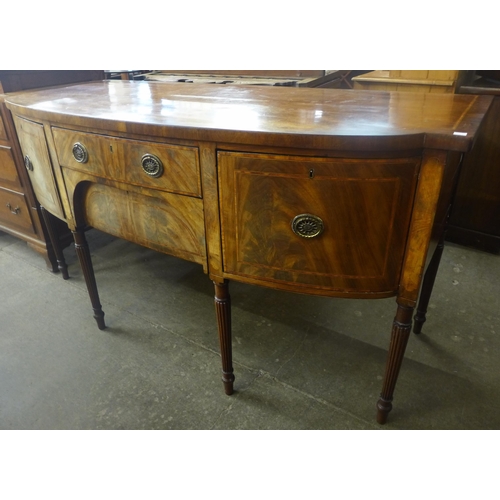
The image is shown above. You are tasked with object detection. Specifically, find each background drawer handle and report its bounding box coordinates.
[291,214,324,238]
[6,203,21,215]
[141,154,164,178]
[72,142,88,163]
[24,155,33,171]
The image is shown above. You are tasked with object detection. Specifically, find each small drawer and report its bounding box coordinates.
[0,187,35,235]
[52,128,201,197]
[0,146,22,191]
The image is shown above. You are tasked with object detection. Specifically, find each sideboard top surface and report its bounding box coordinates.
[5,80,492,152]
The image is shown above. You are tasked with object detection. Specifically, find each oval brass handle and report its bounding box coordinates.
[291,214,324,238]
[6,203,21,215]
[24,155,33,171]
[141,154,164,178]
[72,142,88,163]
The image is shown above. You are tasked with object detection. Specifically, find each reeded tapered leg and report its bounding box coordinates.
[72,228,106,330]
[413,235,445,334]
[377,303,414,424]
[214,280,234,395]
[40,206,69,279]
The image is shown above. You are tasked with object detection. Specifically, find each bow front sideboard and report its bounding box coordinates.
[5,81,492,424]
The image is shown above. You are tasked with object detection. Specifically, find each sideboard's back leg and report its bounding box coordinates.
[214,280,234,395]
[377,303,414,424]
[413,234,445,334]
[40,206,69,280]
[72,227,106,330]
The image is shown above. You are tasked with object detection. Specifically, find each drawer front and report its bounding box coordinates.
[52,128,201,197]
[81,181,206,265]
[218,152,420,294]
[0,113,7,141]
[0,187,35,235]
[12,116,65,220]
[0,146,22,191]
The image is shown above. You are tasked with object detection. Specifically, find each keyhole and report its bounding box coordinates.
[309,169,315,179]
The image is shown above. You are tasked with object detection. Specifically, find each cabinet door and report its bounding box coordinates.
[12,116,65,220]
[218,152,420,295]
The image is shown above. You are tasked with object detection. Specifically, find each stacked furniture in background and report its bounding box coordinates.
[0,71,104,271]
[448,71,500,254]
[352,70,500,254]
[141,70,346,88]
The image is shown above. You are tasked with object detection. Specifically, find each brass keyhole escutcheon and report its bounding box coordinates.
[291,214,324,238]
[141,154,164,178]
[24,155,33,171]
[72,143,88,163]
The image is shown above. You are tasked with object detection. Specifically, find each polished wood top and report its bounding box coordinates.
[5,80,493,152]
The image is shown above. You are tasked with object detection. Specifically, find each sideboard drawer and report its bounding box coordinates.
[0,187,35,235]
[0,146,22,191]
[81,181,206,265]
[52,128,201,197]
[218,151,420,294]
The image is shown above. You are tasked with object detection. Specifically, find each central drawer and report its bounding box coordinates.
[52,128,201,197]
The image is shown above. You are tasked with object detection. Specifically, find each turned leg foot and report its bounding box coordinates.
[376,398,393,425]
[214,280,234,395]
[72,228,106,330]
[40,206,69,279]
[376,303,414,424]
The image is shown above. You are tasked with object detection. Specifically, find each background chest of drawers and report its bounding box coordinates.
[351,70,500,254]
[0,70,104,270]
[447,72,500,254]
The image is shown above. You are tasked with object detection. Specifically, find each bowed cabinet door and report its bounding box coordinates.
[218,151,420,297]
[12,116,66,221]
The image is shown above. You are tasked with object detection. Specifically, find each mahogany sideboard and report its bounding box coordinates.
[5,81,492,424]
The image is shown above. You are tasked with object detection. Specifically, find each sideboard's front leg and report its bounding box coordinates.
[214,280,234,395]
[72,228,106,330]
[40,206,69,279]
[377,303,414,424]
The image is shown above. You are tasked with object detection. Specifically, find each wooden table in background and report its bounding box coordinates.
[352,70,466,93]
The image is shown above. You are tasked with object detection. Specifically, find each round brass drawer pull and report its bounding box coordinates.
[72,142,88,163]
[291,214,324,238]
[24,155,33,171]
[141,154,164,178]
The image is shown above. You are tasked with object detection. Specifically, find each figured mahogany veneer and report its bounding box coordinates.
[218,152,420,296]
[5,81,492,424]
